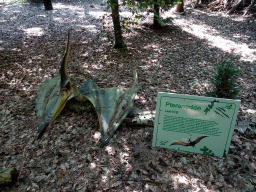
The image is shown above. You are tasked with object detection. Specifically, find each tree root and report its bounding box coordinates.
[228,0,255,15]
[228,0,245,14]
[244,0,255,15]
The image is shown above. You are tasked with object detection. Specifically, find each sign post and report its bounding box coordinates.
[152,92,240,157]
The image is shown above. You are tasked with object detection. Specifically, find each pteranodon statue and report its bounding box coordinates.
[35,31,138,147]
[170,136,208,147]
[36,31,87,139]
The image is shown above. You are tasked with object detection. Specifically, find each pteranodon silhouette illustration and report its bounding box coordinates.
[170,136,209,147]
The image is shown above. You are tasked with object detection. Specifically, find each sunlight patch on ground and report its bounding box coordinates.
[105,146,115,155]
[81,26,98,33]
[81,52,89,57]
[79,24,97,29]
[11,47,21,51]
[24,27,44,36]
[1,0,27,3]
[140,61,163,70]
[120,11,133,18]
[37,14,46,18]
[119,152,132,171]
[53,17,64,22]
[91,64,104,69]
[93,131,101,142]
[89,162,97,169]
[144,43,160,50]
[172,173,212,191]
[165,9,256,62]
[89,11,107,18]
[54,3,84,11]
[101,175,108,183]
[0,0,18,4]
[52,3,86,22]
[172,19,255,62]
[246,109,256,114]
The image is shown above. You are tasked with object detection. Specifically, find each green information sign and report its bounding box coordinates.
[152,92,241,157]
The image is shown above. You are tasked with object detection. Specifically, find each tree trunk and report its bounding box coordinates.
[176,0,184,12]
[153,4,162,29]
[110,0,125,49]
[43,0,53,10]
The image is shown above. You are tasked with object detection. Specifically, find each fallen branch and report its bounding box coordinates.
[194,0,201,8]
[207,0,221,8]
[244,0,255,15]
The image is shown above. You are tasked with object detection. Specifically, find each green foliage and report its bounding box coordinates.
[98,0,176,41]
[162,17,173,23]
[207,60,242,99]
[132,0,176,10]
[204,99,218,115]
[193,80,199,88]
[120,17,139,33]
[200,146,215,156]
[130,0,177,27]
[97,14,115,45]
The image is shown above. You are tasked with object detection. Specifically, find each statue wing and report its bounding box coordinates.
[80,71,138,147]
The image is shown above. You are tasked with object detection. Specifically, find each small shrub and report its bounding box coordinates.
[207,60,242,99]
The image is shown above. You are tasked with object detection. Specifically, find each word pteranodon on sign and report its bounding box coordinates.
[170,136,208,147]
[35,32,138,147]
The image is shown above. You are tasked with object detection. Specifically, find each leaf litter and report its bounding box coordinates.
[0,0,256,191]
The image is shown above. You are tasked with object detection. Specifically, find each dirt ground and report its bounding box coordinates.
[1,0,256,191]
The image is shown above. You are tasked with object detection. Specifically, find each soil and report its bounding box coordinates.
[0,0,256,191]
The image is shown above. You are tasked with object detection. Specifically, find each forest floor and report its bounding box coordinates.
[1,0,256,191]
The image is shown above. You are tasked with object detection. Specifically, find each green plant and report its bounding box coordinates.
[200,146,215,156]
[204,99,218,115]
[207,60,242,99]
[97,0,177,44]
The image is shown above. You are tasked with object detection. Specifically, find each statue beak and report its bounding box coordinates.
[37,89,71,139]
